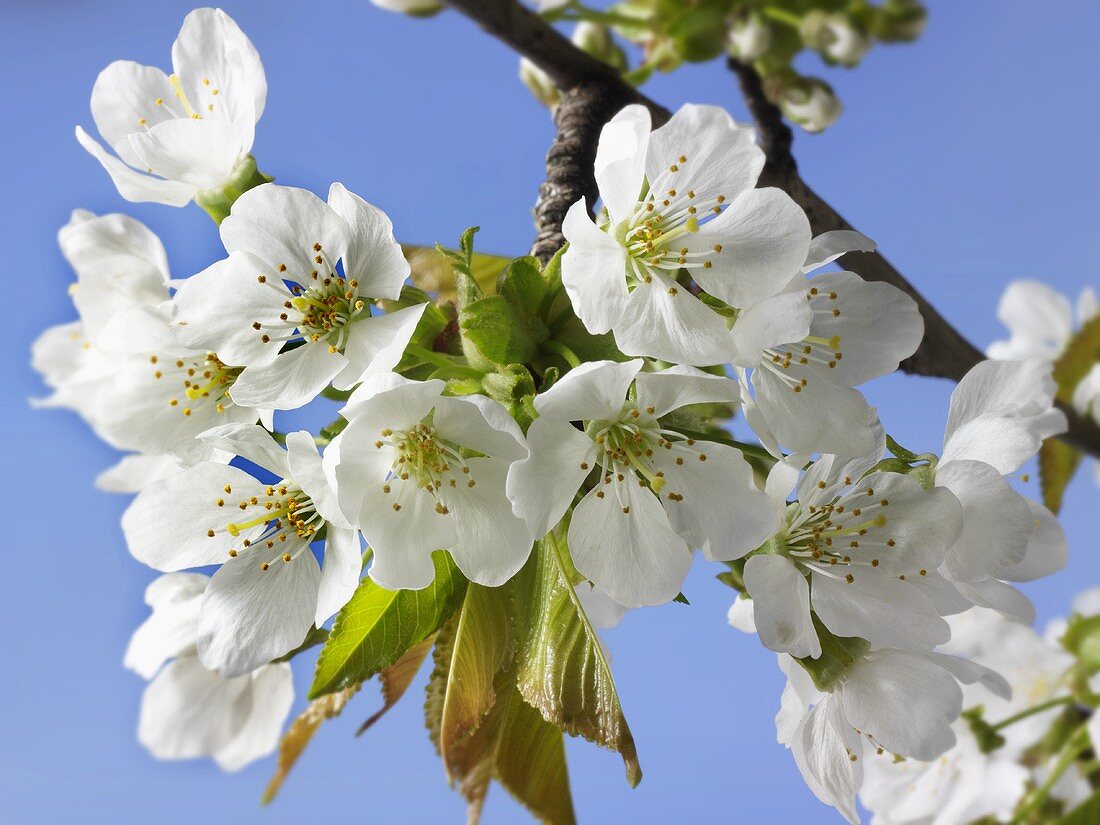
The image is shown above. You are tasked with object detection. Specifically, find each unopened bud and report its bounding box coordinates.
[778,77,843,133]
[727,11,772,62]
[519,57,560,110]
[801,12,871,67]
[572,22,627,70]
[874,0,928,42]
[369,0,443,16]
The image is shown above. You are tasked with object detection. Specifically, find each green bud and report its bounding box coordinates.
[873,0,928,42]
[371,0,443,17]
[727,10,772,62]
[776,75,843,133]
[519,57,559,110]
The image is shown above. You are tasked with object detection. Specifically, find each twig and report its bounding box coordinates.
[440,0,1100,458]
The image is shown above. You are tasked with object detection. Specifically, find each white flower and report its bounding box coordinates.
[507,359,775,607]
[122,424,361,676]
[936,360,1068,622]
[744,441,963,658]
[126,572,293,771]
[987,280,1097,362]
[734,236,923,456]
[172,183,422,411]
[327,374,534,590]
[803,13,871,66]
[777,649,1010,824]
[561,103,812,366]
[780,79,843,133]
[76,8,266,207]
[861,609,1074,825]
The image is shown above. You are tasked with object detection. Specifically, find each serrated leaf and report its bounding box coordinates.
[1039,438,1083,514]
[499,257,548,316]
[356,636,436,736]
[514,536,642,787]
[262,683,360,804]
[309,551,466,699]
[461,296,541,366]
[403,245,510,301]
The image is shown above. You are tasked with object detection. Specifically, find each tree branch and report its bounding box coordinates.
[441,0,1100,458]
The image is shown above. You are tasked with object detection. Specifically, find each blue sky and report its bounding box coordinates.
[3,1,1100,822]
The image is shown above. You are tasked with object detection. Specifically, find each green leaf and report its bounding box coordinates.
[515,535,642,787]
[356,635,436,736]
[438,583,515,761]
[498,257,548,317]
[796,617,871,692]
[262,683,359,804]
[309,551,466,699]
[461,296,541,366]
[1040,438,1083,514]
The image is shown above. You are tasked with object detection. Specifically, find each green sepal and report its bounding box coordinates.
[795,618,871,693]
[194,155,273,224]
[498,256,549,317]
[961,707,1006,754]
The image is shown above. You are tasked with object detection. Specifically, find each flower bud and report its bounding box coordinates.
[801,12,871,67]
[572,22,628,71]
[369,0,443,16]
[727,11,772,62]
[519,57,560,110]
[776,77,843,133]
[874,0,928,42]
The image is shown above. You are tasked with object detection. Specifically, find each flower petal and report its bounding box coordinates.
[314,527,362,625]
[730,290,813,368]
[124,573,209,679]
[532,358,641,421]
[744,555,820,659]
[594,104,650,224]
[801,230,875,275]
[327,183,409,300]
[506,417,595,538]
[615,273,736,365]
[127,117,248,189]
[791,698,862,825]
[198,422,291,478]
[561,200,629,335]
[634,364,740,420]
[213,663,293,772]
[230,342,347,411]
[333,303,426,390]
[75,125,197,206]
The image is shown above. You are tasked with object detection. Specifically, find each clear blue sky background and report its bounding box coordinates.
[3,1,1099,822]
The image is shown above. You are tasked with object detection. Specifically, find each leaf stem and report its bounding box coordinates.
[991,695,1074,731]
[542,340,582,369]
[1011,725,1090,823]
[666,427,777,464]
[407,344,469,370]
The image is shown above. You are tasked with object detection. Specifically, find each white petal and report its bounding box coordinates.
[615,273,736,365]
[1000,501,1067,582]
[122,463,268,571]
[314,527,362,625]
[214,663,293,772]
[938,459,1035,582]
[744,555,820,658]
[138,656,248,760]
[96,453,188,494]
[576,583,630,630]
[839,651,961,760]
[127,118,248,189]
[124,572,208,678]
[340,374,444,428]
[730,290,813,368]
[996,280,1073,350]
[646,104,762,208]
[568,479,691,607]
[432,395,527,461]
[806,271,923,386]
[942,359,1065,473]
[506,417,595,538]
[811,569,950,651]
[360,482,454,591]
[924,652,1012,701]
[220,184,350,282]
[171,251,286,367]
[752,366,880,455]
[230,343,347,411]
[727,595,756,633]
[634,364,740,419]
[444,458,535,587]
[75,126,197,206]
[801,230,875,275]
[652,442,776,561]
[333,303,426,389]
[791,698,862,825]
[285,430,349,527]
[327,183,409,300]
[532,358,641,421]
[686,187,811,309]
[956,579,1036,624]
[172,7,266,128]
[561,200,629,335]
[198,422,290,478]
[89,61,182,160]
[594,104,650,224]
[197,544,320,676]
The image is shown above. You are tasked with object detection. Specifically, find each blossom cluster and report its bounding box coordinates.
[32,6,1095,824]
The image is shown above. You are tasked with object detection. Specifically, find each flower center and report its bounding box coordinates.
[617,156,729,284]
[252,242,370,355]
[213,481,322,571]
[779,482,903,584]
[374,421,477,515]
[151,352,242,417]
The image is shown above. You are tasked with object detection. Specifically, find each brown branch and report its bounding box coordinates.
[441,0,1100,458]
